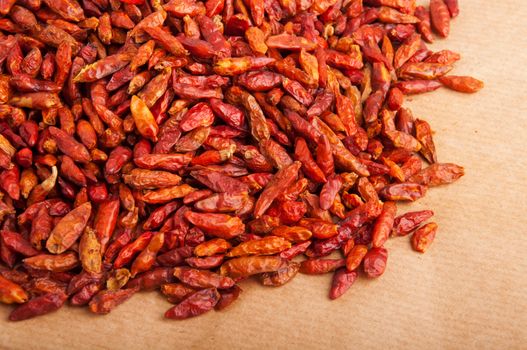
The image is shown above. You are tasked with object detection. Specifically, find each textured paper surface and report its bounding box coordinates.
[1,0,526,349]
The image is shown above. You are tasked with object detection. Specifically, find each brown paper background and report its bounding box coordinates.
[1,0,527,348]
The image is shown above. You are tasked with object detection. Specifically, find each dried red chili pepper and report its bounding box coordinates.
[220,256,284,278]
[184,211,245,239]
[192,238,230,257]
[414,6,434,43]
[130,232,165,277]
[380,183,427,201]
[113,231,154,269]
[165,288,220,320]
[411,222,438,253]
[272,226,312,242]
[123,169,182,189]
[254,161,301,218]
[0,230,39,256]
[161,283,196,303]
[130,95,159,142]
[300,258,346,274]
[430,0,450,37]
[9,292,67,321]
[409,163,464,186]
[48,126,91,164]
[226,236,291,257]
[193,192,249,213]
[45,201,92,254]
[392,210,434,237]
[260,261,300,287]
[439,75,484,93]
[78,227,102,275]
[371,201,397,248]
[23,252,79,272]
[444,0,459,18]
[0,274,28,304]
[89,288,137,314]
[345,244,368,272]
[127,268,175,291]
[329,268,358,300]
[396,80,443,97]
[363,247,388,278]
[186,255,224,269]
[174,267,235,289]
[294,137,326,183]
[319,174,343,210]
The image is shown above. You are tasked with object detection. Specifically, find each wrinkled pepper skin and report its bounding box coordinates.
[9,292,67,321]
[46,202,92,254]
[220,256,284,278]
[165,288,220,320]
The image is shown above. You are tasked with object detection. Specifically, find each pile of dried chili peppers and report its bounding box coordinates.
[0,0,482,321]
